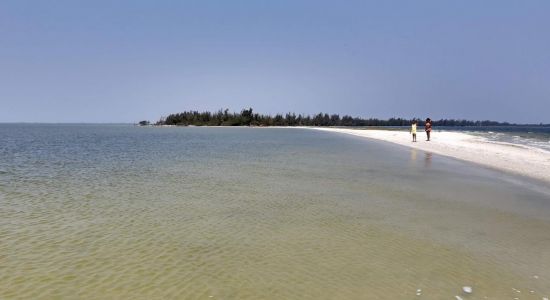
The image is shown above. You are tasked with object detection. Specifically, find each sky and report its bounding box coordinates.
[1,0,549,124]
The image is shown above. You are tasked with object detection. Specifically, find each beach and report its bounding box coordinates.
[311,127,550,184]
[2,125,550,299]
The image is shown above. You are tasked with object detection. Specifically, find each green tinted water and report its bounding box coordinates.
[1,125,549,299]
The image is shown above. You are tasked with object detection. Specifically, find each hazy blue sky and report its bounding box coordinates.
[1,1,549,123]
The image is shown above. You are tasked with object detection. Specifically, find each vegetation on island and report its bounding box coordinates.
[148,108,545,127]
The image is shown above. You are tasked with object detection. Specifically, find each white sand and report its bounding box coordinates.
[309,127,550,184]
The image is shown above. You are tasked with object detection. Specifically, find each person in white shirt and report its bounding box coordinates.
[410,120,417,142]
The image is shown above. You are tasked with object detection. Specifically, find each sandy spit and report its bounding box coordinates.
[307,127,550,184]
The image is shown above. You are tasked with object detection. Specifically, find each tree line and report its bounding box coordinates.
[148,108,539,127]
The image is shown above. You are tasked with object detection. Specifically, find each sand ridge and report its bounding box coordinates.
[309,127,550,184]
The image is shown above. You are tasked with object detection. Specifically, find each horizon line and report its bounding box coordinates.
[2,122,550,126]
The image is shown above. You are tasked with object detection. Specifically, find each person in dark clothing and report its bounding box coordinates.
[425,118,432,141]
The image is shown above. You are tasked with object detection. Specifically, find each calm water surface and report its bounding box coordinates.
[1,125,549,299]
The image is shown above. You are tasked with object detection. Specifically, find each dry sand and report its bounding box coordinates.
[309,127,550,184]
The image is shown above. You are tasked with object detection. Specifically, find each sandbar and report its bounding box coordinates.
[309,127,550,184]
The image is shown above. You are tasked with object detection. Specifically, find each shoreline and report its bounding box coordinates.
[307,127,550,184]
[140,124,550,184]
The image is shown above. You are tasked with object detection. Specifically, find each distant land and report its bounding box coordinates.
[139,108,549,127]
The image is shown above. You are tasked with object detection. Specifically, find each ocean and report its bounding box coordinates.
[436,126,550,152]
[1,124,549,299]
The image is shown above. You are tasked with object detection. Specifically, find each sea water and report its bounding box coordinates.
[438,126,550,152]
[1,124,549,299]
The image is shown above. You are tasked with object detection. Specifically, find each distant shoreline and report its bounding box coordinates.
[148,108,550,127]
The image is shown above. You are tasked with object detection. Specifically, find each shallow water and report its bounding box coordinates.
[1,125,549,299]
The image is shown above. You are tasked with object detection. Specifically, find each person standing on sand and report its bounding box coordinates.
[425,118,432,141]
[410,120,417,142]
